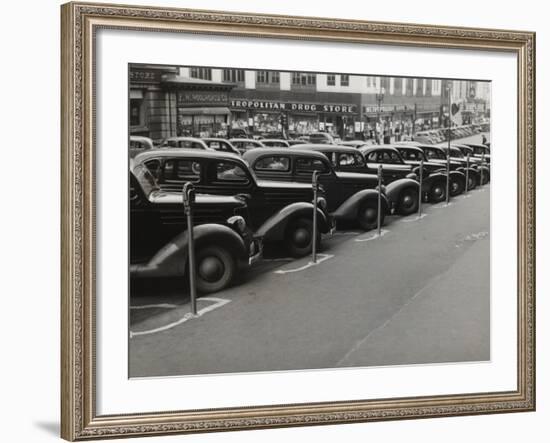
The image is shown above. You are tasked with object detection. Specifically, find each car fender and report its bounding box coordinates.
[332,189,389,220]
[130,224,248,278]
[254,202,330,242]
[421,171,447,194]
[385,178,419,205]
[449,170,466,184]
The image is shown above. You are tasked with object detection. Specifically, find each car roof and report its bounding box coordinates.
[359,145,401,155]
[290,143,360,155]
[133,148,248,166]
[229,138,263,142]
[261,139,290,143]
[395,145,424,153]
[163,136,206,143]
[242,147,330,164]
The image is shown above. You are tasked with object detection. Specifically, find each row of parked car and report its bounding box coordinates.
[130,132,491,295]
[414,122,490,145]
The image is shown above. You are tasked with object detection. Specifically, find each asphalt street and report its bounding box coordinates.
[129,181,490,378]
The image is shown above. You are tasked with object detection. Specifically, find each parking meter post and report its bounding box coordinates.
[466,154,470,192]
[377,165,383,237]
[182,182,197,316]
[446,153,451,205]
[312,171,320,264]
[418,160,423,217]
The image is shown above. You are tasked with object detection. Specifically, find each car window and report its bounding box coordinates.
[425,148,444,160]
[163,159,201,182]
[338,152,365,167]
[166,140,204,149]
[296,157,329,174]
[215,162,250,184]
[144,159,161,180]
[254,156,290,172]
[399,150,422,161]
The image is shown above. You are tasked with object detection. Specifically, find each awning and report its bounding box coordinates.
[177,107,231,115]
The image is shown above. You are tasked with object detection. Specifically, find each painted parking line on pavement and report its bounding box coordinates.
[130,303,178,310]
[274,253,334,275]
[432,202,454,209]
[400,213,428,223]
[130,297,231,338]
[354,229,389,242]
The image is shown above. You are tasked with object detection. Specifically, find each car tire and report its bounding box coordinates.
[480,171,490,185]
[357,199,383,231]
[397,187,419,215]
[466,174,477,191]
[284,218,318,258]
[194,245,236,294]
[428,181,446,203]
[450,177,465,196]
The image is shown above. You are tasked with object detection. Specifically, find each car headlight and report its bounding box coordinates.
[227,215,247,234]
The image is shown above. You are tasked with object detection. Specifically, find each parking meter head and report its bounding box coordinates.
[182,182,196,207]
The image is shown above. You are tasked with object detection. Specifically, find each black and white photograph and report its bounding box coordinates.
[128,63,491,378]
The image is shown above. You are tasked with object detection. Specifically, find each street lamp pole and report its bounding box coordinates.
[376,87,385,144]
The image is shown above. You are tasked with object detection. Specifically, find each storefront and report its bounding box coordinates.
[164,79,235,138]
[229,98,359,139]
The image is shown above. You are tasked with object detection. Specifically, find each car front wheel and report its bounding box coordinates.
[357,199,383,231]
[284,218,318,258]
[195,245,236,293]
[450,177,465,196]
[397,187,419,215]
[429,181,446,203]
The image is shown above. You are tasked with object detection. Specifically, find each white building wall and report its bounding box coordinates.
[211,69,222,83]
[244,70,256,89]
[280,72,291,91]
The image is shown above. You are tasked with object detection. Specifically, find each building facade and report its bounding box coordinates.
[129,65,491,142]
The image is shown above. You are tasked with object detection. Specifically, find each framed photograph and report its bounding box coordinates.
[61,1,536,440]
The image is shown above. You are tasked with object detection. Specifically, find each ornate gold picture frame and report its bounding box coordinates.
[61,1,535,440]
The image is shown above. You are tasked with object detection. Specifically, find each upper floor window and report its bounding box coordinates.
[425,79,432,96]
[292,72,316,86]
[416,79,424,96]
[190,67,212,81]
[366,77,377,88]
[256,71,268,83]
[432,79,442,95]
[223,69,244,83]
[393,78,403,95]
[271,71,280,83]
[327,74,336,86]
[406,78,414,96]
[380,77,390,91]
[341,75,350,87]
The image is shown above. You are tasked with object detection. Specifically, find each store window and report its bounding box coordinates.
[223,69,244,83]
[327,74,336,86]
[341,75,350,87]
[190,67,212,81]
[130,89,145,127]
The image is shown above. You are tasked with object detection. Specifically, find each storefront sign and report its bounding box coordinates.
[178,91,230,107]
[129,69,164,83]
[231,99,357,114]
[363,104,412,114]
